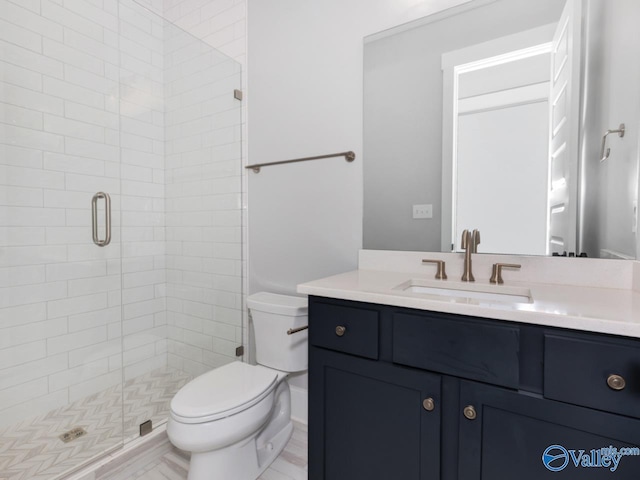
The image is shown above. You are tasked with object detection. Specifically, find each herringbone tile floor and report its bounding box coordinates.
[97,422,308,480]
[0,367,192,480]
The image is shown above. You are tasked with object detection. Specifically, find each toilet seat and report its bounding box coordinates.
[170,362,278,424]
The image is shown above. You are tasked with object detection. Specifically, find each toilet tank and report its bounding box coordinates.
[247,292,308,373]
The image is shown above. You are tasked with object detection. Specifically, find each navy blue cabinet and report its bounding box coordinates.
[309,349,441,480]
[308,296,640,479]
[458,380,640,479]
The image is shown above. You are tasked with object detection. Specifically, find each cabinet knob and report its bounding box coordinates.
[335,325,346,337]
[463,405,477,420]
[422,397,435,411]
[607,374,626,391]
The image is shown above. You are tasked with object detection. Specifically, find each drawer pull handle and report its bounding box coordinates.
[335,325,346,337]
[463,405,477,420]
[607,374,626,391]
[422,398,435,411]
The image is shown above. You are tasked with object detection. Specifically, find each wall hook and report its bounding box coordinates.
[600,123,625,162]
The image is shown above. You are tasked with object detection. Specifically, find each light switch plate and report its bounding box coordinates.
[413,204,433,219]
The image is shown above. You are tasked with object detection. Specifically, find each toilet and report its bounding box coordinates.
[166,292,308,480]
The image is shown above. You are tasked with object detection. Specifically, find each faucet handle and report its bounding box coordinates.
[422,259,447,280]
[471,229,481,253]
[461,229,470,249]
[490,263,521,285]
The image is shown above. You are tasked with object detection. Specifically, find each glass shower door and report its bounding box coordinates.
[0,1,125,477]
[0,0,244,476]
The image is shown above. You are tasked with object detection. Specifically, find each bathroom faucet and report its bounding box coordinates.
[461,229,480,282]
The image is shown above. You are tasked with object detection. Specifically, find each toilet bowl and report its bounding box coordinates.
[167,292,308,480]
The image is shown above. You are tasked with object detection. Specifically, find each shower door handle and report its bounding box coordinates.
[91,192,111,247]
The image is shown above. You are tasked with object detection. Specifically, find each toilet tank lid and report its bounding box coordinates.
[246,292,308,316]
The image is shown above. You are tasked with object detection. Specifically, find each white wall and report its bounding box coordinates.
[247,0,473,297]
[580,0,640,259]
[455,52,551,256]
[597,0,639,259]
[457,103,549,254]
[247,0,473,396]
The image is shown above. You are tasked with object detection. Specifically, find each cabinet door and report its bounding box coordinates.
[309,348,441,480]
[458,380,640,479]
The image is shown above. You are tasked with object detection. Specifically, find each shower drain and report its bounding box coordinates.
[59,427,87,443]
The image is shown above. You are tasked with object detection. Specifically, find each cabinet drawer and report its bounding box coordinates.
[393,313,520,388]
[310,302,379,359]
[544,334,640,418]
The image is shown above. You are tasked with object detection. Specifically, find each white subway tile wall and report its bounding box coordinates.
[164,22,242,377]
[160,0,246,63]
[119,0,168,383]
[0,0,127,428]
[0,0,244,432]
[153,0,249,361]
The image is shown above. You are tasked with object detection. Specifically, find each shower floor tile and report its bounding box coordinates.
[0,367,192,480]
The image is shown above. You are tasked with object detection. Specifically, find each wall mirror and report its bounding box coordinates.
[363,0,640,259]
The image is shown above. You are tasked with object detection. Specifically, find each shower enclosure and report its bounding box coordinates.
[0,1,243,478]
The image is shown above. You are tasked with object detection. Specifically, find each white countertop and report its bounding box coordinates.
[297,269,640,338]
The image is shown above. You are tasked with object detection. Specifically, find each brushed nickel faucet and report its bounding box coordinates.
[461,229,480,282]
[422,259,447,280]
[490,263,521,284]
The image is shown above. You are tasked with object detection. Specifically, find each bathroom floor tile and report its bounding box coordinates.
[0,367,192,480]
[111,421,309,480]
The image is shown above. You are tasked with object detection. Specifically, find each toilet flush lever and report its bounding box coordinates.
[287,325,309,335]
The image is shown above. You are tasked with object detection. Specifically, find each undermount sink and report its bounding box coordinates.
[394,280,532,304]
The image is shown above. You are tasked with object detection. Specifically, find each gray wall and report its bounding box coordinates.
[363,0,564,251]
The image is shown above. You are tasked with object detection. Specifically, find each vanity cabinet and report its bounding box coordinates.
[308,296,640,480]
[309,300,441,479]
[310,349,441,480]
[458,380,640,480]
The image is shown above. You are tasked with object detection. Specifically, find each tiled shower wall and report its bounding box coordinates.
[0,0,168,426]
[0,0,244,427]
[0,0,124,427]
[118,1,168,382]
[151,0,249,359]
[164,24,242,376]
[161,0,246,62]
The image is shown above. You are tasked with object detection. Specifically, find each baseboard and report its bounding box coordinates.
[290,385,308,425]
